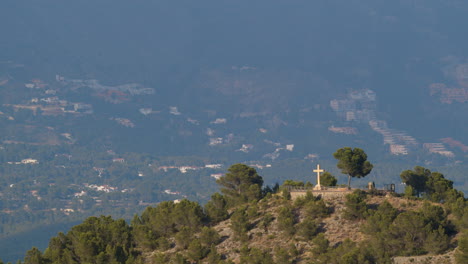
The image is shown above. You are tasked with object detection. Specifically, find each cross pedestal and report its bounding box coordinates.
[313,164,324,190]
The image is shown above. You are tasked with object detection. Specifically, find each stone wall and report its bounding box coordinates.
[290,189,353,200]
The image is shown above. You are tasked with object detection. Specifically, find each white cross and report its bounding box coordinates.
[313,164,324,188]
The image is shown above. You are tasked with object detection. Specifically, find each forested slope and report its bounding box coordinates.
[4,163,468,264]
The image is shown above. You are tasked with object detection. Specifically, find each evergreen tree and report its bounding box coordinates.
[303,199,329,219]
[456,231,468,264]
[199,227,221,247]
[277,205,296,236]
[172,199,205,231]
[260,213,274,232]
[343,190,368,220]
[205,245,222,264]
[186,240,208,262]
[153,252,169,264]
[363,200,398,234]
[239,246,274,264]
[424,226,450,254]
[274,247,291,264]
[388,211,428,256]
[311,234,330,257]
[296,218,318,240]
[43,216,137,264]
[204,193,228,223]
[24,247,45,264]
[425,172,455,203]
[230,207,249,242]
[320,172,337,187]
[174,227,193,249]
[333,147,373,188]
[217,164,263,206]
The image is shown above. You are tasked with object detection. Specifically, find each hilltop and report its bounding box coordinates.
[10,164,468,264]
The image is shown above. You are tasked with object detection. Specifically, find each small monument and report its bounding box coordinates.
[313,164,324,190]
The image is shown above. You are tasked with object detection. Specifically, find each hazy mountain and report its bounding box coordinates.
[1,1,468,261]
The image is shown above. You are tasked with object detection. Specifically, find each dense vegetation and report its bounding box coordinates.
[3,1,468,261]
[3,163,467,264]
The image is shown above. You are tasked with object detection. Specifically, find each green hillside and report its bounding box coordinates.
[5,163,468,264]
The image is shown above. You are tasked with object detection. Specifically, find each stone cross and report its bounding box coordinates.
[313,164,324,190]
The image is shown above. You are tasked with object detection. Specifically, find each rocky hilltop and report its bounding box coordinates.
[13,164,468,264]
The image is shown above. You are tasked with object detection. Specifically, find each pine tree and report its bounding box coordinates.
[456,231,468,264]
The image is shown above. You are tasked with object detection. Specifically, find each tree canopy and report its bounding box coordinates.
[333,147,373,188]
[320,172,337,187]
[400,166,462,202]
[216,163,264,206]
[400,166,431,197]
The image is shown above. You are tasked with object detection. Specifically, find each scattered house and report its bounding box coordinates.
[21,159,39,164]
[264,140,281,146]
[178,166,200,173]
[31,79,47,88]
[263,149,281,160]
[205,164,222,169]
[441,138,468,152]
[286,144,294,151]
[209,138,223,146]
[30,190,41,200]
[259,128,268,133]
[112,158,125,163]
[187,118,199,125]
[210,173,223,180]
[139,108,153,115]
[169,106,181,115]
[55,74,65,81]
[55,153,73,160]
[328,126,358,135]
[346,111,356,121]
[112,118,135,128]
[24,79,47,89]
[389,145,408,155]
[158,166,178,172]
[423,143,455,158]
[41,97,60,104]
[249,164,265,169]
[138,172,144,177]
[238,144,253,153]
[73,103,93,114]
[248,164,273,170]
[61,208,75,215]
[210,118,227,124]
[206,128,215,136]
[74,191,87,197]
[97,90,130,104]
[45,89,57,95]
[330,89,377,123]
[93,167,105,177]
[86,184,118,193]
[0,77,9,86]
[429,83,468,104]
[369,119,417,155]
[164,189,180,195]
